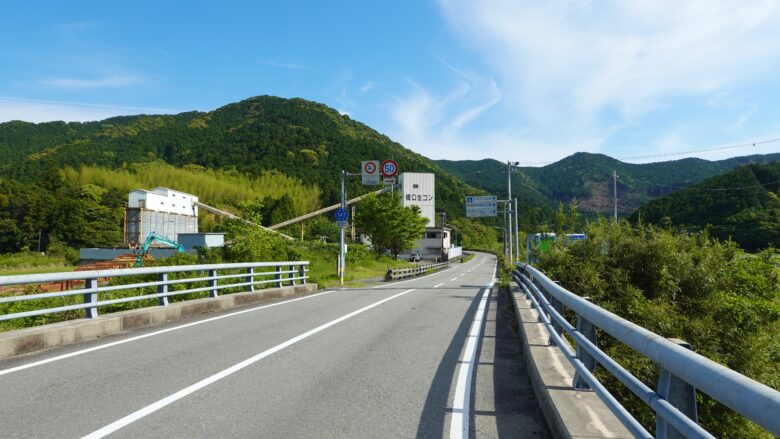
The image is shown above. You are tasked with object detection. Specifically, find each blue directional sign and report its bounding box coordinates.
[335,207,349,222]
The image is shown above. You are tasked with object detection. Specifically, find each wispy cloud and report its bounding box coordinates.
[0,97,175,123]
[388,67,504,159]
[428,0,780,162]
[359,81,375,94]
[40,75,141,89]
[256,60,310,70]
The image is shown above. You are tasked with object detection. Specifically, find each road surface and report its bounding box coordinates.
[0,252,547,438]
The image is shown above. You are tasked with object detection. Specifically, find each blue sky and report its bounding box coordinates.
[1,1,780,164]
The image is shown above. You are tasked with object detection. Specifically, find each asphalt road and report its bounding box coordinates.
[0,252,547,438]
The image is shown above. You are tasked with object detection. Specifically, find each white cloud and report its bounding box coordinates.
[40,75,141,89]
[359,81,375,94]
[423,0,780,161]
[0,97,174,123]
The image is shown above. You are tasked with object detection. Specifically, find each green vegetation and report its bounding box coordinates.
[537,219,780,438]
[356,193,429,257]
[0,252,74,275]
[437,152,780,217]
[632,162,780,251]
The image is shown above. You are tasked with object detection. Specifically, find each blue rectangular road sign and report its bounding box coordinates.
[465,195,497,217]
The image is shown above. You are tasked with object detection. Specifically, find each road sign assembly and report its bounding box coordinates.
[465,195,497,217]
[380,159,399,178]
[335,206,349,227]
[361,160,381,186]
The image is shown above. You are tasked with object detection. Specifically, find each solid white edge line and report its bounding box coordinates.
[0,290,337,377]
[81,288,417,439]
[449,261,497,439]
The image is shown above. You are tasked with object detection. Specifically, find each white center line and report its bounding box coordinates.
[449,277,458,282]
[82,288,417,439]
[433,282,445,288]
[0,290,338,377]
[449,263,496,439]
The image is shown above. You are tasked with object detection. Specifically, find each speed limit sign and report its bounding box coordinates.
[380,159,399,178]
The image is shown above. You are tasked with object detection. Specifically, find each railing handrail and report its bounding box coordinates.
[0,260,310,323]
[0,261,309,286]
[517,262,780,437]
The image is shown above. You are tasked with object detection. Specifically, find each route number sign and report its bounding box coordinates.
[335,207,349,227]
[361,160,381,186]
[380,159,399,178]
[466,195,497,217]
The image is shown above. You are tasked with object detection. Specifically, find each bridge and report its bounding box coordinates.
[0,253,778,438]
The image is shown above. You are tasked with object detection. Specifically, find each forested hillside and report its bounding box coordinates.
[438,152,780,216]
[0,96,485,253]
[631,162,780,251]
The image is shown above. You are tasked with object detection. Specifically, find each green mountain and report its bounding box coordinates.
[630,162,780,251]
[437,151,780,215]
[0,95,484,253]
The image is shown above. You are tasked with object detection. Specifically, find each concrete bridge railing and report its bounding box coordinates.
[513,263,780,439]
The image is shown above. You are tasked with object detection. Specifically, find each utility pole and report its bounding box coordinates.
[514,198,520,265]
[613,170,618,222]
[339,170,346,285]
[440,211,447,262]
[506,161,514,263]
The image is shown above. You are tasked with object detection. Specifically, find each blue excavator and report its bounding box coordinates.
[134,232,185,267]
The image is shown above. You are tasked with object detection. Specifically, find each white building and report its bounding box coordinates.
[399,172,435,227]
[128,187,198,217]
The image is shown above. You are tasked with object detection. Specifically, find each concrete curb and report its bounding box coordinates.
[509,284,633,439]
[0,283,318,361]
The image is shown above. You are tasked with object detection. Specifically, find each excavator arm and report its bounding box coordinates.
[134,232,185,267]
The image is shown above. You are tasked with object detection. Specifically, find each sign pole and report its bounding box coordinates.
[339,170,346,286]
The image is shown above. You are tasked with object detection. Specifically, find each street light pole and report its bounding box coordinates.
[514,197,520,264]
[506,161,514,263]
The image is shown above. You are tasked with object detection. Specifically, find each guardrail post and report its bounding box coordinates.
[83,278,98,319]
[246,267,255,292]
[289,265,297,286]
[573,297,597,389]
[157,273,169,306]
[656,338,698,439]
[276,265,283,288]
[298,265,306,284]
[208,269,218,298]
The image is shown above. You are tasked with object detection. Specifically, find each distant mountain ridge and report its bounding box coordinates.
[437,152,780,215]
[630,161,780,251]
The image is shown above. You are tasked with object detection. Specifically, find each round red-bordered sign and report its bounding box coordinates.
[380,159,399,177]
[363,161,377,174]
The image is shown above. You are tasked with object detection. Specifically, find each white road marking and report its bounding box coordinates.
[449,263,496,439]
[450,277,458,282]
[82,288,418,439]
[0,290,339,377]
[433,283,445,288]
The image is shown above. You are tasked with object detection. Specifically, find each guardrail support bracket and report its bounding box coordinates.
[157,273,169,306]
[656,338,698,439]
[573,297,597,390]
[83,278,98,319]
[208,269,218,298]
[246,268,255,293]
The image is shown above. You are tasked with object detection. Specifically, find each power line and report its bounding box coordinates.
[617,137,780,161]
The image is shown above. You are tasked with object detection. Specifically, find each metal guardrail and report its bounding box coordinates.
[0,261,309,322]
[513,263,780,439]
[386,262,449,280]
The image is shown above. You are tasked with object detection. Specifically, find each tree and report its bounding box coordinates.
[356,193,428,257]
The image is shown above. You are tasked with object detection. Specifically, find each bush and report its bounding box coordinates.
[537,218,780,438]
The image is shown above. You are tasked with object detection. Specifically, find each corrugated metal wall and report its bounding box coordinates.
[125,208,198,246]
